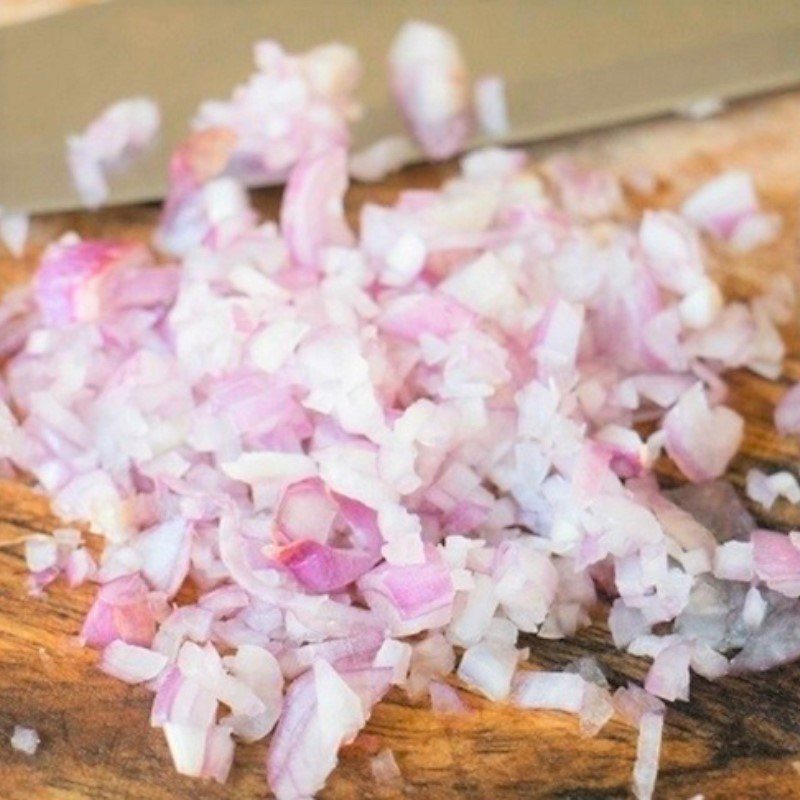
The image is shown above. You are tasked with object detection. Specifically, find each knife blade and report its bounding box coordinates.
[2,0,800,213]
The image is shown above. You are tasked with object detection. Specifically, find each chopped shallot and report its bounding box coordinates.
[681,171,781,252]
[429,680,469,713]
[776,383,800,436]
[746,468,800,509]
[0,210,29,258]
[100,641,169,684]
[350,136,418,183]
[389,21,473,160]
[474,75,509,138]
[10,725,40,756]
[67,97,160,208]
[1,21,797,800]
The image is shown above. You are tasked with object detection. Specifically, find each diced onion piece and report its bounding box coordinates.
[0,211,29,258]
[511,671,585,713]
[662,384,743,482]
[474,75,509,138]
[10,726,40,755]
[389,21,473,160]
[101,641,169,684]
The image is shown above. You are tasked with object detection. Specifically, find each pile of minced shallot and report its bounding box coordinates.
[3,20,799,800]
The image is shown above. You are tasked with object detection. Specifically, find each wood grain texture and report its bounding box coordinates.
[4,92,800,799]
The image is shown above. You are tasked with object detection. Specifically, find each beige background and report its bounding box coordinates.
[0,0,104,26]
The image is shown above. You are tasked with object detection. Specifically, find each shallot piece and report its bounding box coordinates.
[389,21,474,159]
[474,75,509,137]
[100,641,169,684]
[67,97,161,208]
[746,468,800,509]
[350,136,418,183]
[158,40,361,256]
[776,383,800,436]
[192,41,361,185]
[681,171,781,252]
[0,23,794,800]
[10,725,40,755]
[429,680,469,713]
[677,96,725,120]
[0,210,29,258]
[662,384,743,482]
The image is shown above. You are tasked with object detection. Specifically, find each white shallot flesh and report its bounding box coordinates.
[10,725,40,756]
[67,97,161,208]
[388,21,474,160]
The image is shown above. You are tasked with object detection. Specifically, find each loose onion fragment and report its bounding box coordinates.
[388,21,473,160]
[10,725,40,756]
[0,210,29,258]
[67,97,160,208]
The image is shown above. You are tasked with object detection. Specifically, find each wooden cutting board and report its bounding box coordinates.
[4,58,800,800]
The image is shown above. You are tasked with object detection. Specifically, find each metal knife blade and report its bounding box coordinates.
[2,0,800,213]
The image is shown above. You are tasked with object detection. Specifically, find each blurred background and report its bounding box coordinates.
[0,0,102,26]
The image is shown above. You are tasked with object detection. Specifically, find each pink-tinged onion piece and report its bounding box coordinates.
[221,645,284,742]
[776,383,800,436]
[643,640,692,701]
[274,538,379,594]
[474,75,509,138]
[639,211,705,296]
[67,97,160,208]
[746,468,800,509]
[543,156,623,221]
[681,171,781,252]
[162,723,234,783]
[35,237,150,327]
[662,384,743,482]
[80,574,156,649]
[388,21,473,160]
[373,639,413,686]
[358,546,455,636]
[632,711,664,800]
[193,40,360,185]
[100,641,169,684]
[429,680,469,713]
[350,136,418,183]
[266,659,370,800]
[751,529,800,597]
[10,725,40,756]
[272,480,383,593]
[579,682,615,738]
[275,478,339,544]
[134,518,193,599]
[280,146,354,269]
[0,211,29,258]
[65,547,97,588]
